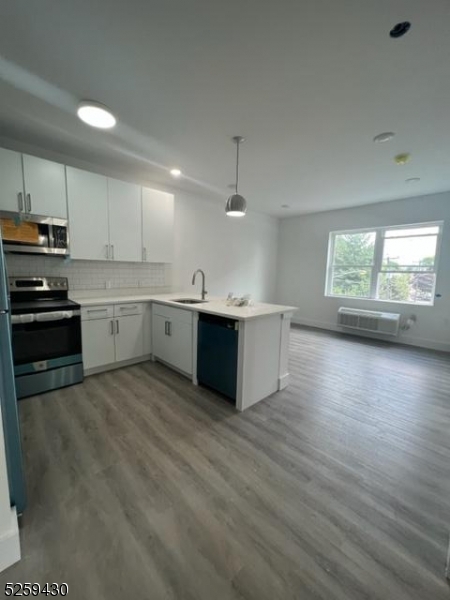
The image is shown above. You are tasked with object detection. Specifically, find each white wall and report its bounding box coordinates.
[276,192,450,352]
[173,191,279,301]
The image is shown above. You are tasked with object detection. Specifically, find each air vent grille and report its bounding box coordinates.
[337,307,400,336]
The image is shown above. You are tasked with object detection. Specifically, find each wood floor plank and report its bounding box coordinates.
[1,326,450,599]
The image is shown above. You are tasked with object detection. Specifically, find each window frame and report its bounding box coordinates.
[325,221,443,306]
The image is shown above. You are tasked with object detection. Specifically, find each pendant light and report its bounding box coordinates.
[226,136,247,217]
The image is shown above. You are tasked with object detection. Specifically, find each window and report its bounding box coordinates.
[325,222,442,305]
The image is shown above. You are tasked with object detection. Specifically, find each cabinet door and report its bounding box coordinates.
[82,319,115,371]
[0,148,24,213]
[152,313,192,375]
[152,313,172,364]
[142,187,174,263]
[115,314,144,362]
[66,167,110,260]
[169,319,193,375]
[108,178,142,262]
[143,303,152,355]
[22,154,67,218]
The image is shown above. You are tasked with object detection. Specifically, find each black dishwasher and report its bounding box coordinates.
[197,313,239,403]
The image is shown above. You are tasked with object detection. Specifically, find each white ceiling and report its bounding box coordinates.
[0,0,449,217]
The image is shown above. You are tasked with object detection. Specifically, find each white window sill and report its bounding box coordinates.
[324,294,435,308]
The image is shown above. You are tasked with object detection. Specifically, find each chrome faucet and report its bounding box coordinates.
[192,269,207,300]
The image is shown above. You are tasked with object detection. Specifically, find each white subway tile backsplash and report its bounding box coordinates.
[5,255,171,291]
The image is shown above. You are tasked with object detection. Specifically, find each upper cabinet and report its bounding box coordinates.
[107,178,142,262]
[0,146,175,264]
[22,155,67,219]
[0,148,24,213]
[0,149,67,219]
[142,187,174,263]
[66,167,109,261]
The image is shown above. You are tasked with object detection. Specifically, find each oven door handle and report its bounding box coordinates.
[11,314,35,325]
[33,310,80,322]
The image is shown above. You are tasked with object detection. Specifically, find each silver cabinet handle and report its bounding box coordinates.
[26,193,32,213]
[164,321,168,335]
[110,320,114,335]
[87,308,108,313]
[168,321,172,337]
[17,192,24,212]
[105,244,109,259]
[116,319,119,334]
[111,244,115,260]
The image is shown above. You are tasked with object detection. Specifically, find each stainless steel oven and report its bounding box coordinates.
[9,277,83,399]
[0,212,69,256]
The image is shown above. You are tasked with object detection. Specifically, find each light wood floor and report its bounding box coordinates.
[1,326,450,599]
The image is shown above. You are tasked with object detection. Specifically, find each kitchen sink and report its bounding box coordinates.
[173,298,208,304]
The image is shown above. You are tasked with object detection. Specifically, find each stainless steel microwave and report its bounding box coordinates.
[0,212,69,256]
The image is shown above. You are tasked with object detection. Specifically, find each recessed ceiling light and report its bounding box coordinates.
[170,168,182,178]
[281,204,290,209]
[390,22,411,39]
[373,132,395,143]
[406,177,420,184]
[394,153,411,165]
[77,100,116,129]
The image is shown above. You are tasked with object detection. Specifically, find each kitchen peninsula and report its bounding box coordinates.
[74,292,297,411]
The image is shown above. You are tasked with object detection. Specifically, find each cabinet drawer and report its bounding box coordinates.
[81,305,114,321]
[152,302,193,325]
[113,303,144,317]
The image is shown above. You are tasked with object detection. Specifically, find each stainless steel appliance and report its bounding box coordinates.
[0,212,69,256]
[0,237,26,513]
[9,277,83,399]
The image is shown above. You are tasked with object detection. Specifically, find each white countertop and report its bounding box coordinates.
[72,292,297,321]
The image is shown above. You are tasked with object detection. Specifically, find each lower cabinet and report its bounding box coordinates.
[82,317,116,371]
[81,301,193,376]
[81,303,147,372]
[152,303,193,376]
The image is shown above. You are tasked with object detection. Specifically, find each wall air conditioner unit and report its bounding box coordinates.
[337,307,400,337]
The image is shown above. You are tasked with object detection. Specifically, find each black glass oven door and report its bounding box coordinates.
[11,316,82,367]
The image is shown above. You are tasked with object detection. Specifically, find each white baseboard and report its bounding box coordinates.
[84,355,152,377]
[292,318,450,353]
[0,508,20,574]
[152,357,192,380]
[278,373,290,390]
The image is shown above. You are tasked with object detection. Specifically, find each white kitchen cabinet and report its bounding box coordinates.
[108,178,142,262]
[0,148,24,213]
[67,167,110,260]
[81,303,148,373]
[82,318,115,371]
[152,304,193,375]
[142,187,174,263]
[115,314,144,362]
[143,303,152,355]
[152,314,173,365]
[22,154,67,218]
